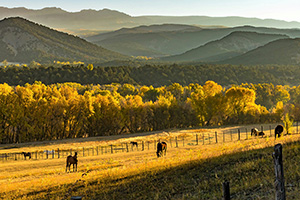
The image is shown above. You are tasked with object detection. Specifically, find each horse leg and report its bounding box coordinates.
[66,163,69,172]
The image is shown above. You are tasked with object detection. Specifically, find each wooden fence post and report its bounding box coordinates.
[297,121,298,134]
[111,145,113,154]
[215,132,218,143]
[246,128,248,140]
[83,147,85,157]
[230,131,233,141]
[126,143,129,152]
[196,134,198,145]
[46,151,48,159]
[169,138,172,147]
[203,134,205,145]
[238,129,240,141]
[261,126,264,132]
[222,181,230,200]
[270,125,272,137]
[57,149,60,159]
[96,146,99,155]
[183,137,185,147]
[52,149,54,159]
[176,137,178,147]
[208,133,211,144]
[223,132,225,143]
[147,141,150,150]
[142,141,144,151]
[273,143,286,200]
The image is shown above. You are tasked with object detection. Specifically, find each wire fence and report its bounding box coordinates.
[1,122,299,162]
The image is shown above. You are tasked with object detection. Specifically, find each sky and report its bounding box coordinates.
[1,0,300,22]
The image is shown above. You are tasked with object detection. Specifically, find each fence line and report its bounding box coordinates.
[1,123,298,162]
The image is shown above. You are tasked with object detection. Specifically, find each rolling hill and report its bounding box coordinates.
[0,17,130,64]
[87,25,300,57]
[219,38,300,65]
[162,31,289,62]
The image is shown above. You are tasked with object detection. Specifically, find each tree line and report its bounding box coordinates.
[1,63,300,87]
[0,81,299,144]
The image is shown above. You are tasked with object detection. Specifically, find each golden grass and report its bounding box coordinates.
[1,124,300,199]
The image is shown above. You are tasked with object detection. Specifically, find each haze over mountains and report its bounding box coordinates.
[1,6,300,33]
[87,25,300,58]
[1,6,300,65]
[162,31,289,62]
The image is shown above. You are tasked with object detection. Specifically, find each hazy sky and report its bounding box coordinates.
[2,0,300,22]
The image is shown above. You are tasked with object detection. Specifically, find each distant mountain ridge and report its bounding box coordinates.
[88,24,300,58]
[0,17,129,63]
[162,31,289,62]
[2,6,300,33]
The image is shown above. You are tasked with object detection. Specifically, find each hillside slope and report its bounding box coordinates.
[219,38,300,65]
[0,17,129,63]
[162,31,289,62]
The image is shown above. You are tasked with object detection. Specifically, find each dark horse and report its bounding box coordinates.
[66,152,78,172]
[22,152,31,160]
[130,141,138,147]
[156,142,167,158]
[275,125,284,139]
[251,128,259,136]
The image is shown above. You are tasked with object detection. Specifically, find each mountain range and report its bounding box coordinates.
[162,31,289,62]
[0,17,129,64]
[1,8,300,65]
[87,25,300,58]
[2,6,300,34]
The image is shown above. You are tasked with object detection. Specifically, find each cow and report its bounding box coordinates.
[156,142,167,158]
[275,125,284,139]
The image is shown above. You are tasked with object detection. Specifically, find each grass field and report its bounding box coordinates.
[1,124,300,199]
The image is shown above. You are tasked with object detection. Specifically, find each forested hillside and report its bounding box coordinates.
[0,17,130,63]
[1,63,300,86]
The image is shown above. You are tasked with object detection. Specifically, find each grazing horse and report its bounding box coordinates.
[258,131,265,137]
[156,142,167,158]
[275,125,284,139]
[22,152,31,160]
[66,152,78,172]
[251,128,259,136]
[130,141,138,147]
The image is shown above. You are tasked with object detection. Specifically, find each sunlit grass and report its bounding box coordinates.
[1,125,300,199]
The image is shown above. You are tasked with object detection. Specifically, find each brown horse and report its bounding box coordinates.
[156,142,167,158]
[275,125,284,139]
[66,152,78,172]
[22,152,31,160]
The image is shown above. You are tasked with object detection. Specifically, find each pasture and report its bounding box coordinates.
[1,124,300,199]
